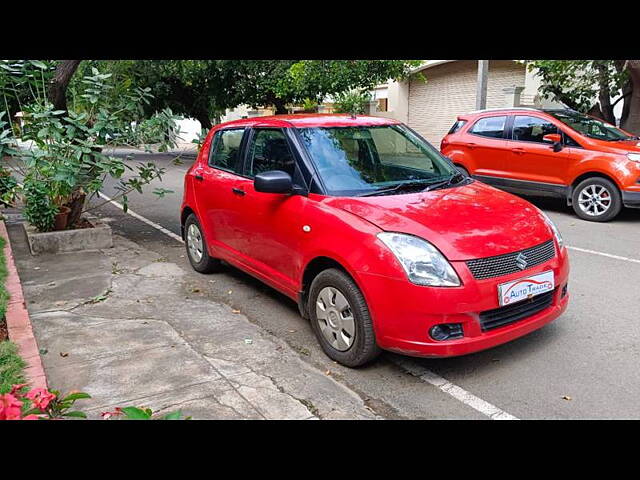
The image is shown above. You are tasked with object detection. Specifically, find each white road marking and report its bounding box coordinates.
[392,357,519,420]
[96,191,184,244]
[567,246,640,265]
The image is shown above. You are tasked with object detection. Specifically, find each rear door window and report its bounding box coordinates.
[209,128,246,173]
[470,116,507,139]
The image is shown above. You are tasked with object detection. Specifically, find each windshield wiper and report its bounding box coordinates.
[359,173,466,197]
[423,172,466,192]
[358,180,433,197]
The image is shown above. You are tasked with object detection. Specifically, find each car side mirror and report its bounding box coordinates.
[254,170,293,194]
[543,133,563,152]
[542,133,561,144]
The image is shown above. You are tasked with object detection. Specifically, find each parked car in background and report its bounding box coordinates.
[441,108,640,222]
[181,114,569,367]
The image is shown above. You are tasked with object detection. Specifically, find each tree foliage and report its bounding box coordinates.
[0,60,179,231]
[527,60,639,132]
[105,60,421,128]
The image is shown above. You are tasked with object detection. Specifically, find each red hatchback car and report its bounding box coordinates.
[181,114,569,367]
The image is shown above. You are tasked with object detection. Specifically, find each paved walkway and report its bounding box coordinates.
[7,221,377,420]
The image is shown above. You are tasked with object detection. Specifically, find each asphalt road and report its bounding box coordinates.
[92,151,640,419]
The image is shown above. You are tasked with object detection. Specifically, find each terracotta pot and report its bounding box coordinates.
[53,206,71,231]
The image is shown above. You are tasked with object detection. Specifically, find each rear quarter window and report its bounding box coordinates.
[448,120,467,134]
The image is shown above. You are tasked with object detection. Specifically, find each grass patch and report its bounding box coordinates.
[0,235,23,394]
[0,340,25,393]
[0,236,8,321]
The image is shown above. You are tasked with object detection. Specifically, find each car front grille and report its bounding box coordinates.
[479,290,555,332]
[466,240,555,280]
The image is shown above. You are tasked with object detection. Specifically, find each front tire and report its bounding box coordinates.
[308,268,381,367]
[572,177,622,222]
[184,213,222,273]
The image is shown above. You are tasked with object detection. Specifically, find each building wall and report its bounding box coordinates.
[406,60,526,144]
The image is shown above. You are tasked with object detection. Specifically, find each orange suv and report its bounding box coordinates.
[441,108,640,221]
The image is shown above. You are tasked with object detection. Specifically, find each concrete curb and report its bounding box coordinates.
[0,220,48,390]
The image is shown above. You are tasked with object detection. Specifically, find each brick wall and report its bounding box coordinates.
[407,60,526,145]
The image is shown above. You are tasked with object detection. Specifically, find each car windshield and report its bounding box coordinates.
[548,110,634,142]
[297,124,458,196]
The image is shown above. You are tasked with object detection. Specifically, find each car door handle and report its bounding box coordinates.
[512,148,526,155]
[232,187,246,196]
[465,142,477,149]
[194,174,204,181]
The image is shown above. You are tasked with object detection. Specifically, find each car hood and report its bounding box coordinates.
[325,181,553,261]
[584,137,640,154]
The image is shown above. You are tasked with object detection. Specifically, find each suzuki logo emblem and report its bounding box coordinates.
[516,253,528,270]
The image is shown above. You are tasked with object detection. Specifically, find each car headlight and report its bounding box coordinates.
[538,210,564,249]
[377,232,460,287]
[628,153,640,162]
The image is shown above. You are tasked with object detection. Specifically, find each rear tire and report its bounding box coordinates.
[308,268,381,367]
[571,177,621,222]
[184,213,222,273]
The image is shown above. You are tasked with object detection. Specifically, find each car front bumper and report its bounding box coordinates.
[358,244,570,358]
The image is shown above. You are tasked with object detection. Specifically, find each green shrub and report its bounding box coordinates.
[332,90,372,115]
[23,180,59,232]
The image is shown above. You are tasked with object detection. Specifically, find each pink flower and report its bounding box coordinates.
[21,414,42,420]
[25,388,57,412]
[0,394,24,420]
[101,407,123,420]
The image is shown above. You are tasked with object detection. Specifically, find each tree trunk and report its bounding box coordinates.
[587,104,604,120]
[273,99,288,115]
[596,63,616,124]
[65,190,86,228]
[195,112,212,131]
[623,60,640,135]
[620,80,633,129]
[48,60,81,112]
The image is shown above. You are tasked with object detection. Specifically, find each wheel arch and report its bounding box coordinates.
[180,205,196,240]
[444,150,472,172]
[298,256,355,319]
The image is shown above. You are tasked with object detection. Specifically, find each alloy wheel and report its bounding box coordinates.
[578,184,612,217]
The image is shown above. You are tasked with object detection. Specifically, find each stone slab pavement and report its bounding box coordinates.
[7,221,378,420]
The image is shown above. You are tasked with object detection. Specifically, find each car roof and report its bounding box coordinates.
[215,114,401,129]
[462,107,577,117]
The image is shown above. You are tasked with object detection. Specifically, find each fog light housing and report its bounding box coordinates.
[429,323,463,341]
[561,283,568,298]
